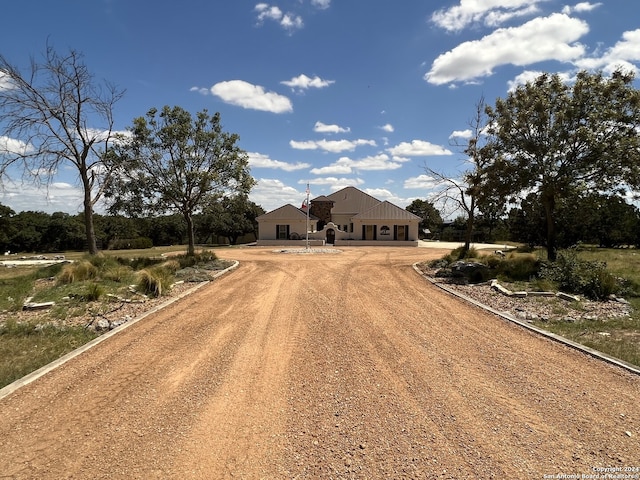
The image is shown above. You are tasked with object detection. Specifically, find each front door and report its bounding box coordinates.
[326,228,335,244]
[365,225,375,240]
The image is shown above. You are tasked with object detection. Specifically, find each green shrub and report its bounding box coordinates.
[450,246,479,261]
[540,250,621,300]
[85,254,119,271]
[136,266,174,297]
[102,265,134,283]
[56,260,98,285]
[119,256,164,270]
[82,282,105,302]
[496,254,541,281]
[177,250,218,269]
[161,259,181,273]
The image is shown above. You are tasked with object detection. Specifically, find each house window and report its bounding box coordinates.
[380,225,390,235]
[277,224,289,240]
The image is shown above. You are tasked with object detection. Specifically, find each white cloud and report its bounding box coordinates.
[248,152,310,171]
[255,3,303,32]
[290,138,376,153]
[404,174,439,190]
[431,0,547,32]
[249,178,305,212]
[305,177,365,191]
[210,80,293,113]
[310,162,353,175]
[289,140,318,150]
[562,2,602,15]
[0,136,33,156]
[281,74,335,92]
[311,0,331,9]
[387,140,453,157]
[310,154,406,175]
[449,129,473,140]
[0,72,15,91]
[574,29,640,75]
[280,14,303,30]
[426,13,589,85]
[314,121,350,134]
[0,179,87,214]
[189,86,210,96]
[379,123,394,133]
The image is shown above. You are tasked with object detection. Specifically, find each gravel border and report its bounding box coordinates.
[413,263,640,376]
[274,248,342,254]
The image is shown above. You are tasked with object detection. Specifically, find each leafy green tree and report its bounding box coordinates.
[140,215,186,247]
[203,194,264,245]
[43,212,85,251]
[506,194,548,248]
[0,203,15,252]
[94,214,140,249]
[480,70,640,260]
[593,194,639,248]
[8,211,50,253]
[107,106,255,256]
[405,199,443,237]
[0,45,125,255]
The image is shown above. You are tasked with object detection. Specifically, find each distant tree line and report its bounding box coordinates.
[0,197,264,254]
[407,191,640,249]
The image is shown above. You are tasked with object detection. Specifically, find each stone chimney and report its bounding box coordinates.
[309,196,334,230]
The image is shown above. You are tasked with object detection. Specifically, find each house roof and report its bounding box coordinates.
[353,201,421,221]
[326,186,381,214]
[256,204,319,221]
[311,195,334,203]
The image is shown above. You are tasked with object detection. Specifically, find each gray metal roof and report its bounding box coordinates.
[353,201,421,221]
[326,186,380,214]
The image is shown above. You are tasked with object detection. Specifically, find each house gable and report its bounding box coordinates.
[353,201,422,221]
[256,204,315,221]
[326,186,381,215]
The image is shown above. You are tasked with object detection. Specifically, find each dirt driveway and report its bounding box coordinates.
[0,246,638,479]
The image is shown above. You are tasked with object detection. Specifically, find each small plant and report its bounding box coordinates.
[102,265,134,283]
[136,266,174,297]
[83,282,104,302]
[449,246,479,261]
[177,250,218,269]
[57,260,98,285]
[495,253,541,281]
[160,259,181,273]
[540,250,621,300]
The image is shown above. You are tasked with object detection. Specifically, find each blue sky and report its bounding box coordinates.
[1,0,639,215]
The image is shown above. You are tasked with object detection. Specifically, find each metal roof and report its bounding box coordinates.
[353,201,421,221]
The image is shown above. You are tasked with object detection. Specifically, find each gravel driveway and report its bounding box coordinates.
[0,246,638,478]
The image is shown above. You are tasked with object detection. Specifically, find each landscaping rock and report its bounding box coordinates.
[557,292,580,302]
[449,261,490,282]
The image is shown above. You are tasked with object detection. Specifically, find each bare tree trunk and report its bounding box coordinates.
[184,212,196,257]
[82,175,98,255]
[461,197,476,256]
[542,190,557,261]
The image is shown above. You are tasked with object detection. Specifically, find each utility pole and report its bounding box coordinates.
[305,183,310,250]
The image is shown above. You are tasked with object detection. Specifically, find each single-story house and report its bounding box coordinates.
[256,186,421,246]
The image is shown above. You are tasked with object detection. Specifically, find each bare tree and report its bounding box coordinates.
[424,97,490,256]
[0,45,125,254]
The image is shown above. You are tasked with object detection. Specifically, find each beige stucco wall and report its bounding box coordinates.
[350,219,420,242]
[257,217,317,241]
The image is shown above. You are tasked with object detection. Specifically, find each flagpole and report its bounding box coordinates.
[305,183,310,250]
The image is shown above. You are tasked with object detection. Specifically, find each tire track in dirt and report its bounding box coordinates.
[0,246,638,479]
